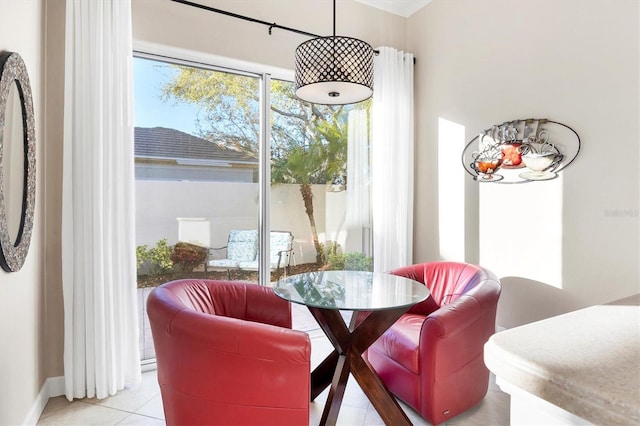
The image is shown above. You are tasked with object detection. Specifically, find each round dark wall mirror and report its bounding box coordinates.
[0,51,36,272]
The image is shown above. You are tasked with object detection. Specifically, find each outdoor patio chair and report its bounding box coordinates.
[205,230,294,278]
[206,229,259,278]
[237,231,295,277]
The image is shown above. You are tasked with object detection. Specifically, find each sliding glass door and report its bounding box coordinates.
[133,52,373,361]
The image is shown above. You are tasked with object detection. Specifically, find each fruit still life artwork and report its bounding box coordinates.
[500,142,523,167]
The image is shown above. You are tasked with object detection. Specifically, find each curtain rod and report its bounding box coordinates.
[171,0,322,38]
[169,0,419,62]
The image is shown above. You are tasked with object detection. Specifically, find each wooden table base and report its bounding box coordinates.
[308,306,413,426]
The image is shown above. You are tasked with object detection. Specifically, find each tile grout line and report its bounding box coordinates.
[78,397,166,422]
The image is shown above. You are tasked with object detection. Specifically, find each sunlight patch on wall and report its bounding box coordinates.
[438,118,466,260]
[480,176,564,288]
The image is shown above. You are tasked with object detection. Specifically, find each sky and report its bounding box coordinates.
[133,57,199,136]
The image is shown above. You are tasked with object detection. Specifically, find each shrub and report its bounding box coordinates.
[320,240,341,266]
[136,245,147,270]
[171,242,207,272]
[324,249,372,272]
[344,252,373,271]
[326,251,345,270]
[136,238,174,277]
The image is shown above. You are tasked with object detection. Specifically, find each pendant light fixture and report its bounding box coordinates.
[294,0,374,105]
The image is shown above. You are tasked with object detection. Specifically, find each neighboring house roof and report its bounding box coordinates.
[134,127,257,165]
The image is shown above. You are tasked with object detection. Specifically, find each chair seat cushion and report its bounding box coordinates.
[237,260,283,270]
[237,260,258,270]
[371,313,425,374]
[209,259,241,268]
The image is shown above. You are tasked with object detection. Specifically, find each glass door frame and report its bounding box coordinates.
[258,73,271,285]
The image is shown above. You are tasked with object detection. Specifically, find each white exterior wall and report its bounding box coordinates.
[136,181,342,264]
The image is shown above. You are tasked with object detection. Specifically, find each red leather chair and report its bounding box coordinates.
[147,279,311,426]
[366,262,501,425]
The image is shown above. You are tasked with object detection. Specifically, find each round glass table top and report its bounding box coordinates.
[273,270,429,311]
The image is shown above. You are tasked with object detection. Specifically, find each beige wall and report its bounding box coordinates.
[408,0,639,320]
[0,0,46,423]
[43,0,66,385]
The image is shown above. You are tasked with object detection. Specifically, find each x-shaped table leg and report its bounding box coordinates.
[309,306,413,426]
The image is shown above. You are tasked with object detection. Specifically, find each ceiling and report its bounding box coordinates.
[354,0,432,18]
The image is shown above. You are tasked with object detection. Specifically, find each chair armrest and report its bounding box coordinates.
[204,246,228,273]
[422,295,483,338]
[420,278,500,340]
[275,247,295,269]
[206,245,228,258]
[419,293,498,378]
[276,247,294,257]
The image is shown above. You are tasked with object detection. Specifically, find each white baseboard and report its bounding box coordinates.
[47,376,65,397]
[141,359,157,373]
[22,376,65,425]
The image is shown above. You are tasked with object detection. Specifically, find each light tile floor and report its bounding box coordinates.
[38,305,510,426]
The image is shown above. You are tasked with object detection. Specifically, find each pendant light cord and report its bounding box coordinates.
[333,0,337,37]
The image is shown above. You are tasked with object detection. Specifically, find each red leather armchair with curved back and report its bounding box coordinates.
[147,279,311,426]
[366,262,501,425]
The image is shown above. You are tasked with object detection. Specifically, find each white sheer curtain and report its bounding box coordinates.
[62,0,141,400]
[371,47,415,272]
[346,109,371,255]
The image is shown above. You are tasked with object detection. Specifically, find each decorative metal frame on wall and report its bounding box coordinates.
[0,51,36,272]
[461,118,580,183]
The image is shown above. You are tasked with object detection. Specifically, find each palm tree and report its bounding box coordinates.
[271,113,348,264]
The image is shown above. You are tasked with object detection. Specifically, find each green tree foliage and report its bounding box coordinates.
[161,64,366,263]
[161,68,260,155]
